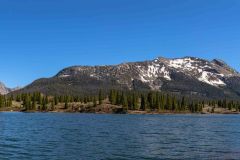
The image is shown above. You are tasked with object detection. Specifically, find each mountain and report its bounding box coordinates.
[0,82,11,95]
[14,57,240,99]
[0,82,21,95]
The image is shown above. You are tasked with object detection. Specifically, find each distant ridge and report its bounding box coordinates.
[0,82,10,95]
[0,82,21,95]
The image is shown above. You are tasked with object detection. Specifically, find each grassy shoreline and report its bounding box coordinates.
[1,100,239,114]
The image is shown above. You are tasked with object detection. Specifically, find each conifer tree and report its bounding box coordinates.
[166,94,172,110]
[32,99,36,110]
[0,96,3,108]
[132,93,138,110]
[49,101,54,110]
[23,94,31,110]
[140,94,145,111]
[93,97,97,107]
[155,93,160,111]
[54,96,59,105]
[98,90,103,105]
[120,92,128,110]
[64,101,68,109]
[181,96,186,111]
[172,96,177,111]
[148,92,154,110]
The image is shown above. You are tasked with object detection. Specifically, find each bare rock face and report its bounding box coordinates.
[0,82,10,95]
[16,57,240,99]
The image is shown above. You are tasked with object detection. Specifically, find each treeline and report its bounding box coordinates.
[208,99,240,111]
[0,95,13,108]
[109,90,203,112]
[13,92,104,111]
[1,90,240,113]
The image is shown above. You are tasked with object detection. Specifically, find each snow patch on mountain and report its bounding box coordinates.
[59,74,70,78]
[165,57,229,87]
[55,56,239,91]
[147,65,159,77]
[198,71,226,87]
[137,63,171,83]
[159,66,171,80]
[169,58,201,71]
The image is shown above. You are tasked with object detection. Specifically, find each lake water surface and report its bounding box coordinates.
[0,113,240,160]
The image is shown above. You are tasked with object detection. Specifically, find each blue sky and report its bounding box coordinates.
[0,0,240,87]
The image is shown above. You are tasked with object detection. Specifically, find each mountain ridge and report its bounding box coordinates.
[0,82,21,95]
[12,56,240,99]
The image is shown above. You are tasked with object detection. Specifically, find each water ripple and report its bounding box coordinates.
[0,113,240,159]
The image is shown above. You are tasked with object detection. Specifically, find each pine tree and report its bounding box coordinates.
[64,101,68,109]
[109,90,115,104]
[50,101,54,111]
[132,92,138,110]
[115,91,120,105]
[172,96,177,111]
[160,95,165,110]
[127,94,133,110]
[32,99,36,110]
[98,90,103,105]
[166,94,172,110]
[42,97,47,111]
[228,101,233,110]
[140,94,146,111]
[54,96,59,105]
[0,96,3,108]
[16,95,21,102]
[120,92,128,110]
[223,99,227,108]
[181,96,186,111]
[155,93,160,111]
[148,92,154,110]
[23,94,31,110]
[93,97,97,107]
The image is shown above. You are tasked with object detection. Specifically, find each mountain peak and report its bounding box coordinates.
[0,81,10,95]
[56,56,238,87]
[212,59,226,65]
[212,59,238,74]
[0,82,22,95]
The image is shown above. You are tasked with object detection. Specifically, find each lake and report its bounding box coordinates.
[0,113,240,160]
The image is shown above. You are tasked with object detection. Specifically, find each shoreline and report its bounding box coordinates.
[1,110,239,115]
[1,103,239,115]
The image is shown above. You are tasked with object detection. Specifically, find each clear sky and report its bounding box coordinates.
[0,0,240,88]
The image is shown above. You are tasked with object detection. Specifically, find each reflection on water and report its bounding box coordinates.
[0,113,240,159]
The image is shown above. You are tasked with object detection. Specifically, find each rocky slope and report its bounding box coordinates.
[0,82,21,95]
[15,57,240,99]
[0,82,10,95]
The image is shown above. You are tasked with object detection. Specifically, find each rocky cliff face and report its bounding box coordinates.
[0,82,10,95]
[16,57,240,99]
